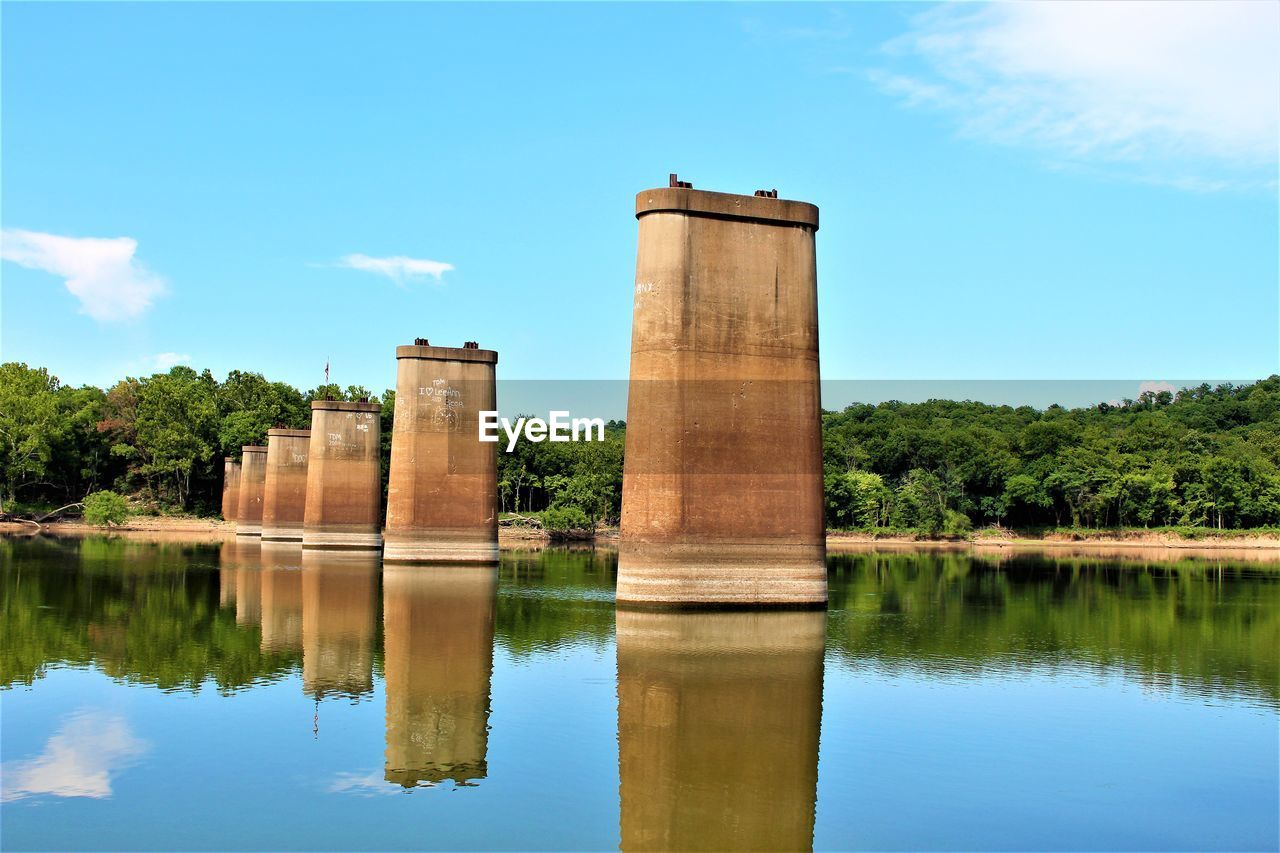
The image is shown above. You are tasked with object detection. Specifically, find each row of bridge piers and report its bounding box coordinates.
[223,180,826,606]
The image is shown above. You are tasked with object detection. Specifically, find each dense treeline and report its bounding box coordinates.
[1,361,1277,531]
[822,377,1280,531]
[0,362,391,514]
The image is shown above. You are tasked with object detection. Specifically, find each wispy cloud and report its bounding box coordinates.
[150,352,191,371]
[335,254,454,286]
[1,711,148,802]
[872,1,1279,190]
[0,228,168,320]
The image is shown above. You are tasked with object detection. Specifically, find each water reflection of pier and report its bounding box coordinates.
[259,543,303,653]
[301,551,379,699]
[217,540,263,627]
[617,610,825,852]
[383,565,496,788]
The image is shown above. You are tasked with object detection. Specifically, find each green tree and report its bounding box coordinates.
[83,490,130,527]
[132,367,220,508]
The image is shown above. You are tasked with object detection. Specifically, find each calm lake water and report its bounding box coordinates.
[1,537,1277,851]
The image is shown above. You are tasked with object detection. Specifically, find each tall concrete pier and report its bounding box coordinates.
[221,458,241,522]
[384,343,499,564]
[261,428,310,542]
[235,446,268,537]
[617,610,825,850]
[618,181,827,606]
[302,400,382,550]
[383,566,495,787]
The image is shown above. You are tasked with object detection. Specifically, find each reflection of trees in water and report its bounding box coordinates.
[4,539,1276,711]
[827,551,1280,707]
[493,548,617,655]
[1,537,299,690]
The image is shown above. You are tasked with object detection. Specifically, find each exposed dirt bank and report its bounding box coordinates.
[827,530,1280,551]
[5,518,1276,561]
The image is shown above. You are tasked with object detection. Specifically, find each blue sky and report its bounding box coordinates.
[2,2,1277,399]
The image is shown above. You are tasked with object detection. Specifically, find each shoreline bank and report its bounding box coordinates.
[4,516,1278,557]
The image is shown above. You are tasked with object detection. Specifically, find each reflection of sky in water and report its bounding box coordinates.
[2,710,147,802]
[0,539,1276,850]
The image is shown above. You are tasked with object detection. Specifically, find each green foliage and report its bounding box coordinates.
[2,361,390,516]
[542,504,591,532]
[823,376,1280,532]
[83,490,130,527]
[6,360,1280,535]
[0,363,105,510]
[497,419,625,523]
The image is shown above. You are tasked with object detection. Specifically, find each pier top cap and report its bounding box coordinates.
[636,186,819,231]
[396,345,498,364]
[241,445,268,454]
[224,457,241,466]
[266,428,311,438]
[310,399,382,413]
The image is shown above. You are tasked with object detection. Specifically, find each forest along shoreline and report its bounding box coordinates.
[5,515,1279,558]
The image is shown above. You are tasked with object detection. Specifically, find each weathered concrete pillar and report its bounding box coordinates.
[262,428,311,542]
[618,184,827,606]
[221,458,241,522]
[301,550,378,699]
[617,610,824,851]
[383,565,495,787]
[302,400,383,551]
[384,344,499,564]
[259,543,303,653]
[235,445,268,537]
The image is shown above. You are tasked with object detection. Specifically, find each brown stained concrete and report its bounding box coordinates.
[235,446,269,537]
[221,459,241,523]
[384,345,500,564]
[383,565,496,787]
[616,609,824,851]
[262,429,311,542]
[302,400,383,551]
[301,550,378,699]
[619,186,827,606]
[259,542,304,653]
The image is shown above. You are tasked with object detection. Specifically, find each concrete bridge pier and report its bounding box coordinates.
[262,428,310,542]
[618,181,827,607]
[221,458,242,522]
[302,400,383,551]
[235,446,268,537]
[383,343,499,564]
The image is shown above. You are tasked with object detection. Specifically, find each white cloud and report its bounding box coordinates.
[336,253,454,286]
[1,228,167,321]
[874,1,1279,188]
[151,352,191,370]
[1,711,148,802]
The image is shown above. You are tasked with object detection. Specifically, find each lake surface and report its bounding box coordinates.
[2,537,1277,851]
